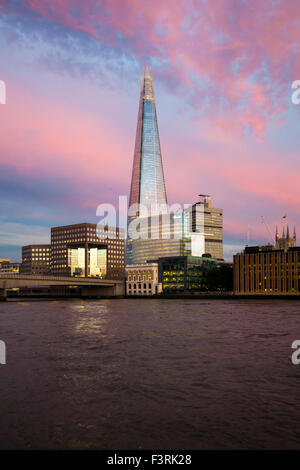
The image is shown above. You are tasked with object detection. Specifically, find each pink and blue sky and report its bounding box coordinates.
[0,0,300,261]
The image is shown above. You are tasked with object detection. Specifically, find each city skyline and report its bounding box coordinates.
[0,1,300,262]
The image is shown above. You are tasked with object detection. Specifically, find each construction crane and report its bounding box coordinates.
[260,216,274,244]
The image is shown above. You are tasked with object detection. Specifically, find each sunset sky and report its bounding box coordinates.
[0,0,300,261]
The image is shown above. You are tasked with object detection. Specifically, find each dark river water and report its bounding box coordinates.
[1,298,300,450]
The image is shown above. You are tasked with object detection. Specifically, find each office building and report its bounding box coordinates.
[0,262,20,274]
[193,195,223,261]
[129,196,223,264]
[126,67,223,265]
[126,263,161,296]
[156,255,217,292]
[21,245,51,275]
[51,223,125,280]
[129,212,184,264]
[234,225,300,295]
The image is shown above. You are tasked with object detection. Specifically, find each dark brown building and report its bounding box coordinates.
[51,223,125,280]
[21,245,51,275]
[234,245,300,295]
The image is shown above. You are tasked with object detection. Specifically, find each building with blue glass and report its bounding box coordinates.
[128,65,168,215]
[126,66,168,264]
[126,68,223,264]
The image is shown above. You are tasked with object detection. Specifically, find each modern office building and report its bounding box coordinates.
[51,223,125,280]
[129,196,223,264]
[0,261,20,273]
[126,67,223,265]
[129,212,185,264]
[127,66,168,263]
[156,255,218,292]
[21,245,51,275]
[126,263,162,296]
[194,195,223,260]
[234,226,300,295]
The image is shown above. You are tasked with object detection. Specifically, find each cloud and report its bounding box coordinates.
[1,0,300,259]
[1,0,299,138]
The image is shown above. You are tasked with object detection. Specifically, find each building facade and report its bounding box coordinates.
[51,223,125,280]
[156,255,218,292]
[194,196,223,261]
[234,243,300,295]
[129,212,184,265]
[129,196,223,265]
[127,66,168,264]
[126,67,223,265]
[275,225,296,250]
[0,262,20,273]
[128,65,168,215]
[126,263,161,296]
[21,245,51,275]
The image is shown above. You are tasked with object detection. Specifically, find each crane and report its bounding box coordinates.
[260,216,274,244]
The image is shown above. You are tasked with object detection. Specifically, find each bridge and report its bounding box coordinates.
[0,274,124,300]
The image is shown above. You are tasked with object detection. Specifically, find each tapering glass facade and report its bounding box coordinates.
[126,69,223,264]
[127,66,168,264]
[129,66,167,213]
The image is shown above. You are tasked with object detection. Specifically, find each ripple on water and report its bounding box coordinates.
[1,298,300,450]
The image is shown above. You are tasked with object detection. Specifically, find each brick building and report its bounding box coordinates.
[51,223,125,280]
[21,245,51,275]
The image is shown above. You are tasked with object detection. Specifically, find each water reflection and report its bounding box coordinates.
[1,298,300,450]
[71,302,109,335]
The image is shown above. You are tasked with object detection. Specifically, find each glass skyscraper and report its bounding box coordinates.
[126,68,223,264]
[129,65,168,214]
[127,66,168,263]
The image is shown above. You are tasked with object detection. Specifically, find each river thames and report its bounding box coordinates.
[0,298,300,449]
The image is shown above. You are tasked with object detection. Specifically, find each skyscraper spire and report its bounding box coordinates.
[127,67,168,264]
[286,224,290,239]
[129,66,168,214]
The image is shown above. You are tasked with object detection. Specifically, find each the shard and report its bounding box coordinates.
[129,66,168,214]
[126,66,168,264]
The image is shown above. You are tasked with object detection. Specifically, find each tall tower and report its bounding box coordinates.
[129,66,168,214]
[126,66,168,264]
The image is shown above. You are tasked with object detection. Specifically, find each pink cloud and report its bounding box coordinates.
[1,0,300,247]
[10,0,298,139]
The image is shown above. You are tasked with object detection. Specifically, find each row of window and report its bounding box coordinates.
[127,282,153,289]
